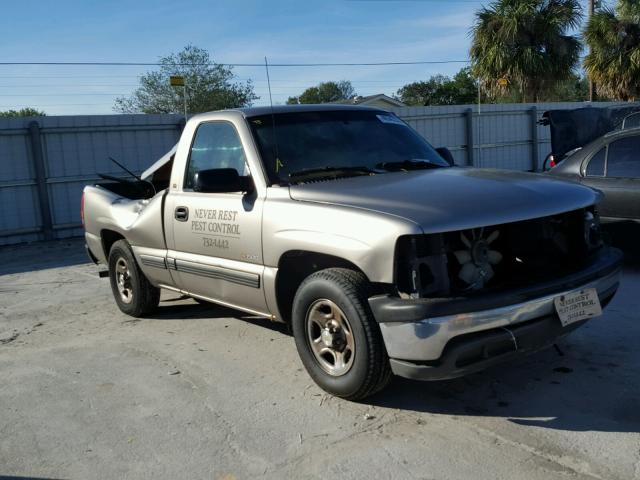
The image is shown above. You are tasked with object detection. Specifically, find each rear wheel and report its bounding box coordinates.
[108,240,160,317]
[291,268,391,400]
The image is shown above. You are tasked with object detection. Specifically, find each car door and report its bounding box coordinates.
[165,120,269,315]
[603,135,640,219]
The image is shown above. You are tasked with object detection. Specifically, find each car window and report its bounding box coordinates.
[585,147,606,177]
[607,136,640,179]
[249,110,448,184]
[184,122,248,189]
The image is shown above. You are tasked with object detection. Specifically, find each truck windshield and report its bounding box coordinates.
[248,110,449,184]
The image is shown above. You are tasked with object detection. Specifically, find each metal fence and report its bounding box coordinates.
[391,101,623,171]
[0,114,183,246]
[0,102,624,246]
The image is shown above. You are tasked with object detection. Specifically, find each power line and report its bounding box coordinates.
[0,85,415,90]
[3,57,594,69]
[0,103,116,107]
[0,75,144,78]
[0,60,469,67]
[0,84,141,88]
[0,93,130,97]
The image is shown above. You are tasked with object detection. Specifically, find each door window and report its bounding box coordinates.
[185,122,248,189]
[585,147,606,177]
[607,136,640,178]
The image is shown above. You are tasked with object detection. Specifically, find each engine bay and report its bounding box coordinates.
[395,207,603,299]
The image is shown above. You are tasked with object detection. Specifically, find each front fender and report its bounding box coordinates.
[263,194,421,284]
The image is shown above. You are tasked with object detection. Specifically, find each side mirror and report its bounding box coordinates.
[193,168,253,193]
[436,147,455,167]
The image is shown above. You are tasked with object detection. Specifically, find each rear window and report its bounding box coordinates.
[607,136,640,178]
[586,147,606,177]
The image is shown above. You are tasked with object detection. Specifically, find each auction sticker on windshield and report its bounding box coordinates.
[554,288,602,326]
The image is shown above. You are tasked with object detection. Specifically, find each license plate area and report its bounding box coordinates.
[554,288,602,327]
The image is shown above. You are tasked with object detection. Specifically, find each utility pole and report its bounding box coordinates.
[588,0,597,102]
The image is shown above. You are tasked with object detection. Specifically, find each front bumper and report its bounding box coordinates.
[369,247,622,381]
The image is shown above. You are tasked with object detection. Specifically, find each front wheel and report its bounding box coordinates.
[108,240,160,317]
[291,268,391,400]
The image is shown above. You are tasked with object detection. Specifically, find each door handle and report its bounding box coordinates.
[175,206,189,221]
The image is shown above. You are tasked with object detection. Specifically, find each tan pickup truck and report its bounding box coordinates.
[83,105,622,399]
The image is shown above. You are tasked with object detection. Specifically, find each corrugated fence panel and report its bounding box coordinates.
[0,114,182,246]
[0,185,41,234]
[48,180,87,225]
[0,132,32,181]
[393,101,626,171]
[0,103,632,246]
[395,105,470,165]
[0,117,42,244]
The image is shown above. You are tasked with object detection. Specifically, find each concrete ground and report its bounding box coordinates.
[1,228,639,480]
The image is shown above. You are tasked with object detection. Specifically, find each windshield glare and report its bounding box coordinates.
[248,110,449,184]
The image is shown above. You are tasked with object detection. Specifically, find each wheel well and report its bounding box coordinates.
[275,251,369,324]
[101,229,125,259]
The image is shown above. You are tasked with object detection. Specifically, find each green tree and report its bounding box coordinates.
[470,0,582,103]
[584,0,640,101]
[546,72,589,101]
[492,71,589,102]
[286,81,356,104]
[395,68,478,106]
[114,45,258,114]
[0,107,46,117]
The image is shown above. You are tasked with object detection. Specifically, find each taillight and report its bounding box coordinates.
[549,156,557,168]
[80,192,85,227]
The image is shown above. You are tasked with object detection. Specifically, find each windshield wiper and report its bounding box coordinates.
[375,159,442,171]
[288,166,377,182]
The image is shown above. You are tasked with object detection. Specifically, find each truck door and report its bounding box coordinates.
[165,121,269,315]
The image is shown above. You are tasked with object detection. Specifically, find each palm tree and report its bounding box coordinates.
[584,0,640,101]
[470,0,582,103]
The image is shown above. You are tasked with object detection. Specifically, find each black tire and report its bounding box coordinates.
[108,240,160,317]
[291,268,391,400]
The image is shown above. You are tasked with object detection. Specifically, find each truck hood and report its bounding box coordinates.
[288,168,599,233]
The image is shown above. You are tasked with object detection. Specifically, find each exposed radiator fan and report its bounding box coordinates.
[454,229,502,290]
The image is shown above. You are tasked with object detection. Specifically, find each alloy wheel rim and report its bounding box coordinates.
[115,257,134,304]
[306,299,355,376]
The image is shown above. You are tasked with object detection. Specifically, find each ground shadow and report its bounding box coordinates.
[0,238,89,276]
[143,297,290,335]
[367,340,640,434]
[0,477,64,480]
[603,220,640,266]
[147,292,639,435]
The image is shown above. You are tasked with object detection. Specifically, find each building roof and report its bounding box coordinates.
[335,94,406,107]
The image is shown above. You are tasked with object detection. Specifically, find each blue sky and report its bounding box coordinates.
[1,0,487,115]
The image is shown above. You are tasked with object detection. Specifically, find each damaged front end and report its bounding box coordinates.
[394,207,604,299]
[370,206,622,380]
